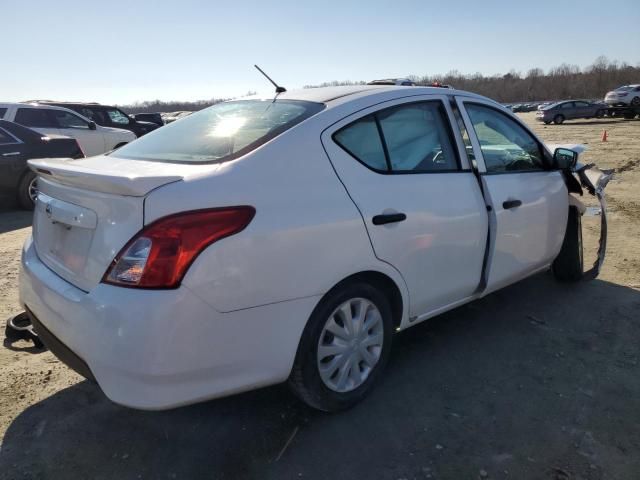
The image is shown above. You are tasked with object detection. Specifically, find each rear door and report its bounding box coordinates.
[322,95,488,319]
[455,97,567,293]
[49,109,105,156]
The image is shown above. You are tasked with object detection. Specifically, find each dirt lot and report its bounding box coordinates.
[0,114,639,480]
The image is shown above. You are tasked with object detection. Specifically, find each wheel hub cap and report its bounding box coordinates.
[317,297,384,393]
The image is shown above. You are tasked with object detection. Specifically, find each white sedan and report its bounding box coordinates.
[20,85,602,411]
[604,84,640,107]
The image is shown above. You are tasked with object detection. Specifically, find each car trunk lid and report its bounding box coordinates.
[29,155,217,291]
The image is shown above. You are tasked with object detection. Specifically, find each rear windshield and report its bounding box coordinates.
[111,99,324,163]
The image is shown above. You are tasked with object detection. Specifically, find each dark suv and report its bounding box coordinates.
[32,102,160,137]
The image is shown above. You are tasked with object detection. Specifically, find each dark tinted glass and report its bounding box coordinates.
[15,108,56,128]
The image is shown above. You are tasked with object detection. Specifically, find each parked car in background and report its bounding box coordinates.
[0,120,83,209]
[31,101,160,137]
[161,111,193,124]
[536,100,607,124]
[0,103,135,156]
[604,84,640,106]
[22,85,589,412]
[132,113,164,127]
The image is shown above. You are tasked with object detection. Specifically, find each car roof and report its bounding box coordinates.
[0,102,87,113]
[247,85,494,109]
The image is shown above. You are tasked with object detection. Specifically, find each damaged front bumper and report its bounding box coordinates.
[573,163,614,280]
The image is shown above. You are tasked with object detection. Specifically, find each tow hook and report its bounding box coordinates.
[576,163,614,280]
[4,311,44,349]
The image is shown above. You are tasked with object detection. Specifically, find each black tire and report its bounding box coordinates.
[543,121,551,125]
[623,111,635,120]
[17,171,37,210]
[289,281,394,412]
[553,114,565,125]
[595,109,605,118]
[631,96,640,107]
[552,207,583,282]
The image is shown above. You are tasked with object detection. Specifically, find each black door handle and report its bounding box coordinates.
[372,213,407,225]
[502,199,522,210]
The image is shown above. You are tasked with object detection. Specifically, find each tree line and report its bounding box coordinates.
[305,57,640,103]
[120,57,638,112]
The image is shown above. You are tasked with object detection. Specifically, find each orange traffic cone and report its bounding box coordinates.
[602,130,608,142]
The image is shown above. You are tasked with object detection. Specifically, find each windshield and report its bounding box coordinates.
[616,86,633,92]
[111,99,324,163]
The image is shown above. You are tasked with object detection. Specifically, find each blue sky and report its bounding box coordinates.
[3,0,639,104]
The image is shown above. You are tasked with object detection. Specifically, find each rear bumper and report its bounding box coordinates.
[27,308,96,382]
[20,236,319,410]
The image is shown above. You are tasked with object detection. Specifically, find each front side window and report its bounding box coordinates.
[52,110,90,129]
[465,103,546,173]
[333,101,459,173]
[561,102,574,109]
[112,99,324,163]
[106,109,130,125]
[15,108,56,128]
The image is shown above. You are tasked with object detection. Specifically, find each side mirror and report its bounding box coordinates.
[88,121,97,130]
[553,147,578,170]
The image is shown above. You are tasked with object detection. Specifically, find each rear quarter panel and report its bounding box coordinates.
[143,115,410,316]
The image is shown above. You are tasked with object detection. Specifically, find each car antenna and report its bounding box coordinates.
[254,65,286,94]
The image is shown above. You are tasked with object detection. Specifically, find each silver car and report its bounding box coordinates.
[604,84,640,107]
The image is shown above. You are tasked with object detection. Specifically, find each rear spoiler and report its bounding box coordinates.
[28,157,183,197]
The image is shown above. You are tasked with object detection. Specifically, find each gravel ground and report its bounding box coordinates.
[0,113,638,480]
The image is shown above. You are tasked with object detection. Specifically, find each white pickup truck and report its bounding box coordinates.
[18,86,612,411]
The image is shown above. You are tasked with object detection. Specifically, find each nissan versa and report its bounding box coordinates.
[20,85,603,411]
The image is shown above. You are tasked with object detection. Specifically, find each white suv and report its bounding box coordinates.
[0,103,136,156]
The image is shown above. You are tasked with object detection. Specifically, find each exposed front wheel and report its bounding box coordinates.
[17,171,38,210]
[631,96,640,107]
[553,114,565,125]
[552,207,583,282]
[289,282,393,411]
[595,109,605,118]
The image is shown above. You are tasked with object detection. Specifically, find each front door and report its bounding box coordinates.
[322,96,488,318]
[455,97,568,293]
[50,109,105,156]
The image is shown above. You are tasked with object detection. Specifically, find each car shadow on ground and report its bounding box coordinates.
[1,274,639,480]
[0,209,32,235]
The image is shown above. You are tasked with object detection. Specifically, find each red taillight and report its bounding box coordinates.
[103,207,255,289]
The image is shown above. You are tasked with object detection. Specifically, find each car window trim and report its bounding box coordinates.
[455,97,553,175]
[331,99,467,175]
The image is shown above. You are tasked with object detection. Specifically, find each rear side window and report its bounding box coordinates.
[0,108,7,119]
[15,108,56,128]
[333,101,459,173]
[0,128,18,145]
[111,99,325,163]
